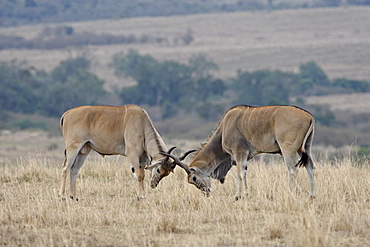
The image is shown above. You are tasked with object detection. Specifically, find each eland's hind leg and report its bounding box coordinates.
[278,139,301,195]
[302,149,315,198]
[59,149,79,200]
[298,146,315,197]
[306,122,316,198]
[59,152,68,200]
[69,144,91,200]
[281,151,299,195]
[305,133,316,198]
[305,162,315,198]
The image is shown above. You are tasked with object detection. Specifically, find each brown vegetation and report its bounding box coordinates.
[0,131,369,246]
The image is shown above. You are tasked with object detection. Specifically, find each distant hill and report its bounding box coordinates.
[1,6,370,85]
[1,5,370,148]
[1,0,369,27]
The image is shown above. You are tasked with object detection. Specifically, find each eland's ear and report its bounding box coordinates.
[145,160,161,170]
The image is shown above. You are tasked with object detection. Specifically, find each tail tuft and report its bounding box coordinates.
[296,152,312,168]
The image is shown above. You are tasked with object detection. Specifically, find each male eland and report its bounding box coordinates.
[160,105,316,200]
[58,104,193,200]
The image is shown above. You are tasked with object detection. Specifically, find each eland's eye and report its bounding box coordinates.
[157,168,161,173]
[192,176,197,182]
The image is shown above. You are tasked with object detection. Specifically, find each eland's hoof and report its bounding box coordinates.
[70,196,79,201]
[235,195,242,201]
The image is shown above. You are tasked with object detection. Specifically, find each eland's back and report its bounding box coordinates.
[221,105,314,159]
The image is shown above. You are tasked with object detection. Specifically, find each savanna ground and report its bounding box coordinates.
[1,131,369,246]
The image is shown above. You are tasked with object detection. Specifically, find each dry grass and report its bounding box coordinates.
[1,131,369,246]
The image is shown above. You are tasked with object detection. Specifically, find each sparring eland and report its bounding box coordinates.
[161,105,316,200]
[58,104,193,200]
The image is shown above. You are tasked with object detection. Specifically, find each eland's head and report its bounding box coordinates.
[159,151,212,196]
[187,167,212,196]
[147,147,196,189]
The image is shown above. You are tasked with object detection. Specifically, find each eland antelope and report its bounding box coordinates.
[58,104,193,200]
[161,105,316,199]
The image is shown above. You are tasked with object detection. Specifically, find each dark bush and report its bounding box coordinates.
[111,50,225,119]
[196,102,224,121]
[0,25,194,50]
[332,78,370,93]
[8,118,48,130]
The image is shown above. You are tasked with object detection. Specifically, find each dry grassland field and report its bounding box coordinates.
[0,131,370,246]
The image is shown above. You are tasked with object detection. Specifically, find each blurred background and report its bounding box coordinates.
[1,0,370,156]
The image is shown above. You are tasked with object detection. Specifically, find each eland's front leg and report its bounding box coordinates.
[235,158,248,200]
[131,162,146,200]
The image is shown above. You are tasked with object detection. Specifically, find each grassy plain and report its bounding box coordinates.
[1,131,369,246]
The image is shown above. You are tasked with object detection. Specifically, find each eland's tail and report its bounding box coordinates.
[296,119,315,169]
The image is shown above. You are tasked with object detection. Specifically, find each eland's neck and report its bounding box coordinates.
[144,121,167,161]
[189,128,227,174]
